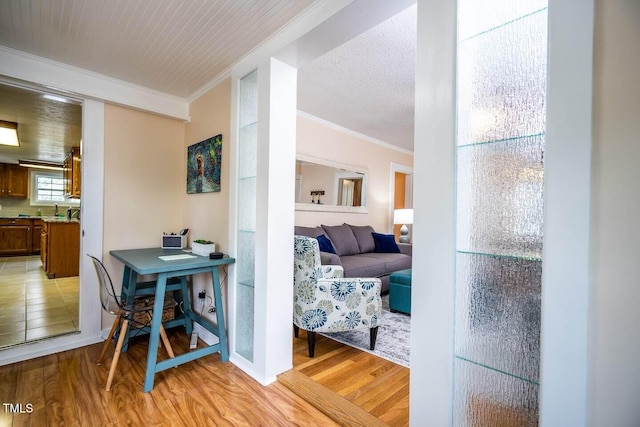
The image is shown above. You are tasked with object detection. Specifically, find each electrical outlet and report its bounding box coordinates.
[198,290,206,300]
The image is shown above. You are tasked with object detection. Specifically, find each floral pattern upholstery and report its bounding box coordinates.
[294,235,382,334]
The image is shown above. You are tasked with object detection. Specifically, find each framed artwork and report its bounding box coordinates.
[187,134,222,194]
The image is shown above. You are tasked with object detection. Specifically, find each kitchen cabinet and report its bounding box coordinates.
[41,220,80,278]
[0,218,32,255]
[31,219,43,254]
[0,163,29,198]
[64,147,81,199]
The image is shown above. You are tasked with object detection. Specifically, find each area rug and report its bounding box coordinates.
[321,295,411,368]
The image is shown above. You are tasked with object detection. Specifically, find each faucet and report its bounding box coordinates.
[55,203,59,216]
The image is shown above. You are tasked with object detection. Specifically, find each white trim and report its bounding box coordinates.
[296,152,370,175]
[295,202,368,214]
[297,110,414,155]
[227,70,241,372]
[0,45,188,120]
[539,0,593,424]
[295,153,370,213]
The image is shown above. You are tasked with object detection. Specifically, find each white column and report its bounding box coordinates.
[410,0,457,425]
[539,0,593,425]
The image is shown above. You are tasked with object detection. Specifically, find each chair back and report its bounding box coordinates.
[293,235,323,287]
[88,255,122,315]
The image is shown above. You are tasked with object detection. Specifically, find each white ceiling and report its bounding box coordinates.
[0,0,318,98]
[298,5,416,151]
[0,0,416,163]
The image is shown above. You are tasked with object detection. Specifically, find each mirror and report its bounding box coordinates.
[295,154,368,213]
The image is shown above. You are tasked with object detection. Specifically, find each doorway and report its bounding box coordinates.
[391,165,414,241]
[0,82,82,349]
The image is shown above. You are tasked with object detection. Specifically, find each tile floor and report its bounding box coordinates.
[0,255,79,349]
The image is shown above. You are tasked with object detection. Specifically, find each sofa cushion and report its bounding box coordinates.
[294,226,325,238]
[321,224,360,256]
[349,225,376,253]
[372,232,401,253]
[316,234,336,254]
[358,253,412,275]
[340,255,390,278]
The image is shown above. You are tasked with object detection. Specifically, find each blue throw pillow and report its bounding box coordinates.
[316,234,336,254]
[372,232,401,253]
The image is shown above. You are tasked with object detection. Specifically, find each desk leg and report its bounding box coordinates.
[211,266,228,362]
[120,266,138,352]
[143,272,167,392]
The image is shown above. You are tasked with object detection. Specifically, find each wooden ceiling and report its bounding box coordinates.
[0,84,82,165]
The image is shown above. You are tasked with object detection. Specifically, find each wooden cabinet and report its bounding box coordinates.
[64,147,81,199]
[31,219,43,254]
[0,163,29,198]
[40,226,47,265]
[41,220,80,278]
[0,218,32,255]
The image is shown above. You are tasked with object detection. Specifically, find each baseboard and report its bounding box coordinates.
[277,370,388,427]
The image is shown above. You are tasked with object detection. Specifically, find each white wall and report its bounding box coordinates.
[589,1,640,425]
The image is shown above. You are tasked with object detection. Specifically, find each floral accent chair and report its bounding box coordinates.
[293,235,383,357]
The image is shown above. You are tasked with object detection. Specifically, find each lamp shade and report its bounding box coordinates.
[393,208,413,225]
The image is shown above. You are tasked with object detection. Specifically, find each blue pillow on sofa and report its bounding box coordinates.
[372,232,401,253]
[316,234,336,254]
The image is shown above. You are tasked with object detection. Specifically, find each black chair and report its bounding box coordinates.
[89,255,176,391]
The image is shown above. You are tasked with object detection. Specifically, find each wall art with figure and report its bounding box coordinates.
[187,134,222,194]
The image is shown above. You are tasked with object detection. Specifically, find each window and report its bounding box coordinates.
[29,170,79,206]
[36,174,64,202]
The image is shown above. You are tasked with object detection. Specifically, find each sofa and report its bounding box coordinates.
[294,223,412,294]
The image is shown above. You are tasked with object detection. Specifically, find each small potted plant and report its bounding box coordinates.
[192,239,215,256]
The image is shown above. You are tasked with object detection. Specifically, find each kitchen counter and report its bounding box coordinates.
[0,215,79,223]
[42,217,80,223]
[41,219,80,278]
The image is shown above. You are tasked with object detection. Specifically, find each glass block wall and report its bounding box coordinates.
[235,70,258,362]
[455,1,547,425]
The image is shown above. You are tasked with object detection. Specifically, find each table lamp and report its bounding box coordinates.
[394,208,413,243]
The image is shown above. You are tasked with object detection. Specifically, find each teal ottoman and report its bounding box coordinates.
[389,269,412,314]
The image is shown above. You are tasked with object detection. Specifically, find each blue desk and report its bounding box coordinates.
[110,247,235,392]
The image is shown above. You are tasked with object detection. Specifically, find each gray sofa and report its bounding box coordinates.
[294,223,412,294]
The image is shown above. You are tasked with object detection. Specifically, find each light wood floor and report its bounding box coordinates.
[0,330,340,426]
[0,257,410,424]
[284,330,410,427]
[0,256,79,348]
[0,328,410,426]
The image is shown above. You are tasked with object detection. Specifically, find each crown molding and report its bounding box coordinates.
[0,45,188,120]
[297,110,414,155]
